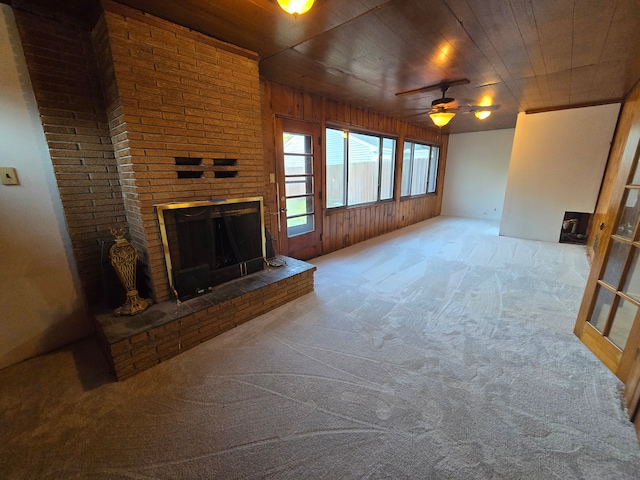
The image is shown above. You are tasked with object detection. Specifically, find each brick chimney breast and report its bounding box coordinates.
[94,1,265,302]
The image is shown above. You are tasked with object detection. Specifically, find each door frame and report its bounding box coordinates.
[274,117,323,260]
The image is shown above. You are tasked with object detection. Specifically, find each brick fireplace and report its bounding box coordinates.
[85,2,315,379]
[94,1,267,303]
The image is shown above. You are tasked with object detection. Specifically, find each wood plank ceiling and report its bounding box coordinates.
[16,0,640,133]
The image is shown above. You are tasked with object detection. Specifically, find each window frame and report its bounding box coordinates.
[401,140,440,198]
[325,126,397,209]
[281,131,316,238]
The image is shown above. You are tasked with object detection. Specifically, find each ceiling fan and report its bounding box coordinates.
[396,79,500,127]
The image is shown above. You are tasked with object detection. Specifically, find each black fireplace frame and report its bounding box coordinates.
[156,197,266,302]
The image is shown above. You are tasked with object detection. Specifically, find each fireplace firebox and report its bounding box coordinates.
[157,198,266,302]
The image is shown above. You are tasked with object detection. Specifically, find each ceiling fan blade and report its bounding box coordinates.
[396,78,470,97]
[403,102,499,119]
[454,104,500,111]
[404,111,431,118]
[406,107,460,118]
[470,104,501,111]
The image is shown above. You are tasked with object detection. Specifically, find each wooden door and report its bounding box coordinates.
[624,349,640,441]
[274,118,323,260]
[574,135,640,383]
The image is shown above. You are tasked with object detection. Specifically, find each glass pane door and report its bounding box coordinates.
[587,187,640,352]
[576,135,640,382]
[283,132,315,238]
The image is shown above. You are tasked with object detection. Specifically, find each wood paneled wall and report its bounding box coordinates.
[262,81,448,256]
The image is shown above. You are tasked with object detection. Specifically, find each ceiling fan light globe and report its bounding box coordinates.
[474,110,491,120]
[277,0,315,15]
[430,112,455,127]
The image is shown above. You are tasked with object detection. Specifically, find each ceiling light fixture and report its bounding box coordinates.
[277,0,315,15]
[429,111,456,127]
[474,110,492,120]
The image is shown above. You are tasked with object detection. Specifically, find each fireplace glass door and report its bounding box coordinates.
[157,199,265,301]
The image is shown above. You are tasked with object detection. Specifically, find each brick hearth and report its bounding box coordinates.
[95,257,315,380]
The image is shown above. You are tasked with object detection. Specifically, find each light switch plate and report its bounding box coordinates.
[0,167,19,185]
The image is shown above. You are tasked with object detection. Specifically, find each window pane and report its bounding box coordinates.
[601,239,631,288]
[402,141,439,197]
[380,138,395,200]
[288,214,314,237]
[630,161,640,185]
[427,147,439,193]
[588,285,615,333]
[348,132,379,205]
[285,176,313,197]
[621,246,640,301]
[401,142,412,197]
[326,128,397,206]
[283,132,312,155]
[616,188,640,239]
[326,128,345,208]
[284,155,312,176]
[411,143,430,195]
[286,196,314,217]
[608,297,636,349]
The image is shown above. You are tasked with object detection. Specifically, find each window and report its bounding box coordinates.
[401,141,439,197]
[326,128,396,208]
[282,132,315,237]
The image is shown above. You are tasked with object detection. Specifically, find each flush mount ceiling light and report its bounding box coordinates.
[429,111,456,127]
[277,0,315,15]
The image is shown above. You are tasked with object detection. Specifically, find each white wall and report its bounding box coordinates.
[499,105,620,242]
[0,5,90,370]
[442,129,515,220]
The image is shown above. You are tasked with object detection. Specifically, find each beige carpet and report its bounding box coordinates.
[1,216,639,479]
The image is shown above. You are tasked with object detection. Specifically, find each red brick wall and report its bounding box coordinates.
[95,2,267,302]
[13,8,125,305]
